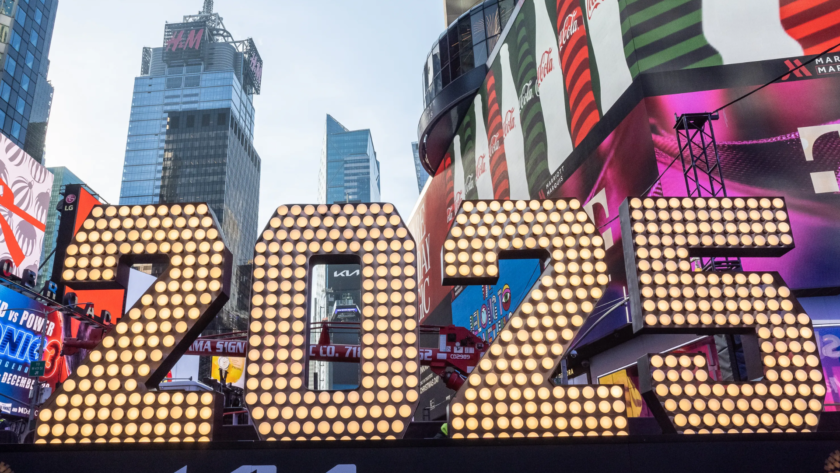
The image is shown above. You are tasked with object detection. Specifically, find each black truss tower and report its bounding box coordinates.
[674,112,741,272]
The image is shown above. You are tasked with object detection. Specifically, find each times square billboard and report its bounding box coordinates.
[409,0,840,362]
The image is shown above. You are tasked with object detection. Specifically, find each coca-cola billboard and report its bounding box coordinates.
[409,0,840,343]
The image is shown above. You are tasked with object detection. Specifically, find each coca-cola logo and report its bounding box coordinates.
[489,133,501,156]
[519,80,536,109]
[503,109,517,137]
[537,49,555,87]
[559,11,580,52]
[476,154,487,178]
[587,0,604,19]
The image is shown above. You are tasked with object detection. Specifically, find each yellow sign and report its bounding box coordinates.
[212,356,244,384]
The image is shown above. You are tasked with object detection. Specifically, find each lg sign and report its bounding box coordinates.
[166,28,204,52]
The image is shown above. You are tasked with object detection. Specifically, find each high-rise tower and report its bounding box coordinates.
[318,115,380,205]
[119,4,263,330]
[0,0,59,164]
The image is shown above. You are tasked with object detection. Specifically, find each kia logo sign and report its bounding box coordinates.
[333,270,360,278]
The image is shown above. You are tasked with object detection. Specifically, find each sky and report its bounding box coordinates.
[44,0,444,227]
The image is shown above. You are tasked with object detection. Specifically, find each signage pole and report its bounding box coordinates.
[24,310,50,441]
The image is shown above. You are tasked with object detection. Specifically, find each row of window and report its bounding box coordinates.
[168,64,202,75]
[423,0,515,107]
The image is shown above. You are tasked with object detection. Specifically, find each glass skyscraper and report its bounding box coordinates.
[0,0,58,163]
[118,4,263,330]
[412,141,429,192]
[318,115,380,205]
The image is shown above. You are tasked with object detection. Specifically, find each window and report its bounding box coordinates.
[29,29,37,47]
[34,8,42,25]
[0,25,9,44]
[165,77,182,89]
[217,112,227,126]
[20,73,28,91]
[201,114,210,127]
[186,115,194,128]
[0,109,6,130]
[15,96,24,114]
[167,66,184,75]
[11,120,20,139]
[169,116,179,129]
[6,55,16,76]
[183,75,200,87]
[0,0,13,15]
[0,82,9,102]
[15,8,25,27]
[10,31,20,51]
[25,51,33,68]
[185,64,201,74]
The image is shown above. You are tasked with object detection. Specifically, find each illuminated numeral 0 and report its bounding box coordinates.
[621,197,825,434]
[37,204,232,443]
[444,200,628,439]
[246,203,420,440]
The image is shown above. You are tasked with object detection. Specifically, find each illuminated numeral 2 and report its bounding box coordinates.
[37,203,232,443]
[444,200,627,439]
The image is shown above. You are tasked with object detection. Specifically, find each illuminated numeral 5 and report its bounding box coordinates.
[37,203,232,443]
[246,203,419,440]
[443,200,628,439]
[621,196,825,434]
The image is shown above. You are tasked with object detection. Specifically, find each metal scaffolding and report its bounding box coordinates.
[674,112,741,272]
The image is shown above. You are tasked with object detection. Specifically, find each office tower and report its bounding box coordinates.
[318,115,380,205]
[38,167,103,287]
[0,0,59,163]
[118,2,263,330]
[412,142,429,192]
[312,115,380,390]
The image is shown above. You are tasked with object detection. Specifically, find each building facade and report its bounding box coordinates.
[118,4,263,330]
[411,141,428,192]
[0,0,58,163]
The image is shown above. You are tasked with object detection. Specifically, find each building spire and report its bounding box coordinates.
[202,0,213,14]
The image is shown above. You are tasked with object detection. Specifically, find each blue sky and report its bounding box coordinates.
[44,0,443,226]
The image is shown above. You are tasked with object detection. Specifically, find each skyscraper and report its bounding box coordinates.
[411,141,429,192]
[312,115,380,390]
[118,3,263,330]
[318,115,380,205]
[0,0,59,163]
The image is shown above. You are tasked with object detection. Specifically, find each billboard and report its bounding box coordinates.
[0,135,53,278]
[0,285,60,417]
[163,22,208,63]
[408,0,840,349]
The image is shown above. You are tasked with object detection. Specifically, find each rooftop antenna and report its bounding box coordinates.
[202,0,213,14]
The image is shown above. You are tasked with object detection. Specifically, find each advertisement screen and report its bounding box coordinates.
[0,285,60,417]
[816,325,840,412]
[451,258,541,343]
[0,135,53,278]
[409,0,840,357]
